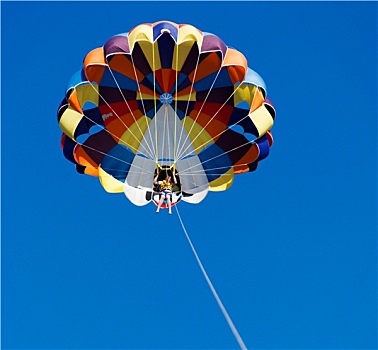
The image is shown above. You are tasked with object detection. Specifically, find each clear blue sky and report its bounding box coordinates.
[2,1,377,349]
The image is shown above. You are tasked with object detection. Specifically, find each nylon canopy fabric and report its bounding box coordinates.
[58,20,276,206]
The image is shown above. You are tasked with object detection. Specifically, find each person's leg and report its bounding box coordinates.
[167,194,172,214]
[156,194,165,212]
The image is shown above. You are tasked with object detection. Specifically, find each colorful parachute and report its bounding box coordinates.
[58,20,276,206]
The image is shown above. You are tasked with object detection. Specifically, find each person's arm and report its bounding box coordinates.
[153,173,159,185]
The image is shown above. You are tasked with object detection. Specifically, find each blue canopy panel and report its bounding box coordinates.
[101,144,135,181]
[153,21,178,42]
[141,73,160,94]
[198,143,232,183]
[247,135,271,172]
[173,72,192,93]
[61,134,77,165]
[99,68,138,91]
[66,69,86,96]
[255,135,270,162]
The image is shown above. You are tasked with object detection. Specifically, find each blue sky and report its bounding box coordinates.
[1,1,377,349]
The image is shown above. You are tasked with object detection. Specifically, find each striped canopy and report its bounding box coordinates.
[58,20,276,206]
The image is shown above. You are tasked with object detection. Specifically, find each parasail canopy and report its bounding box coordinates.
[58,20,276,206]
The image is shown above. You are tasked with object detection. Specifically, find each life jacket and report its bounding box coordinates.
[160,180,172,191]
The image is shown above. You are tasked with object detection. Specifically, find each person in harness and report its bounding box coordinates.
[153,172,177,214]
